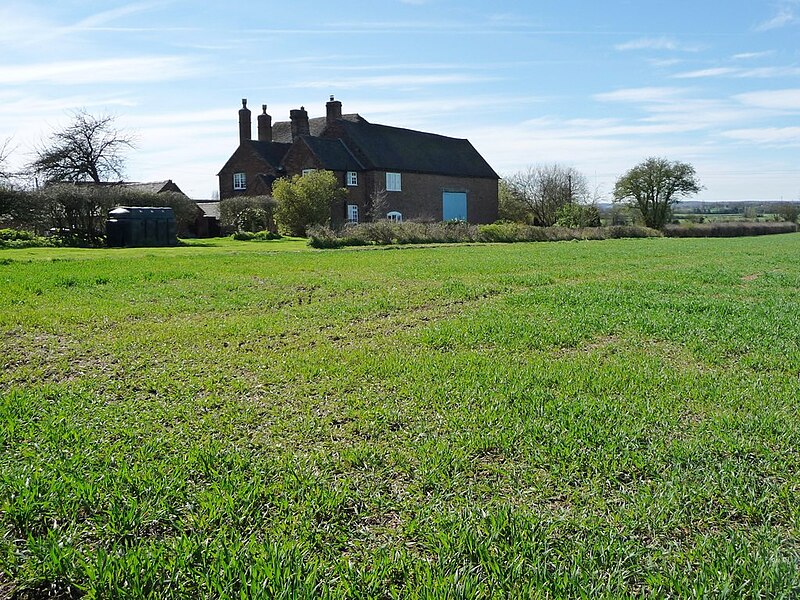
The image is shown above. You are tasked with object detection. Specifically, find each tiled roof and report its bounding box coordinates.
[272,114,365,143]
[336,120,499,179]
[300,136,364,172]
[195,201,220,219]
[245,141,292,169]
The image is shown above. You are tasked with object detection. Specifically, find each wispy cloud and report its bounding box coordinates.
[594,87,688,104]
[735,89,800,110]
[722,126,800,145]
[755,3,799,31]
[732,51,774,60]
[615,37,702,52]
[674,66,800,79]
[290,73,501,91]
[673,67,739,79]
[0,56,202,86]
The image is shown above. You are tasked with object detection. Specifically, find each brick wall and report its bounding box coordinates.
[370,172,498,224]
[218,145,280,199]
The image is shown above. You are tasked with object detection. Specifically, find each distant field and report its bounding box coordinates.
[2,235,799,598]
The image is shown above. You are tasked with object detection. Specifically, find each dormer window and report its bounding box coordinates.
[233,172,246,190]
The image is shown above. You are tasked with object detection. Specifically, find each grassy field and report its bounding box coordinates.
[1,235,799,598]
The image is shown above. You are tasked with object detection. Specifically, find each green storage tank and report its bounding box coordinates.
[106,207,178,247]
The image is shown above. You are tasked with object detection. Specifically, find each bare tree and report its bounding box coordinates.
[504,164,589,226]
[31,110,134,184]
[367,181,389,221]
[0,138,15,185]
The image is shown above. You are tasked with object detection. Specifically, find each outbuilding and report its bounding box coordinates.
[106,207,178,247]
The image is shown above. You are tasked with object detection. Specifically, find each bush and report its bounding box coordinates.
[307,221,661,248]
[273,171,347,237]
[663,222,798,238]
[232,230,282,242]
[220,196,276,234]
[0,228,59,248]
[555,203,601,228]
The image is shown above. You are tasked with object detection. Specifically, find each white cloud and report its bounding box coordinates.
[673,67,739,79]
[615,37,702,52]
[290,73,501,91]
[722,127,800,145]
[0,56,201,86]
[673,66,800,79]
[755,6,799,31]
[594,87,688,103]
[735,89,800,110]
[732,51,775,60]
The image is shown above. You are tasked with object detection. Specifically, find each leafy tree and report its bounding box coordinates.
[555,203,601,228]
[498,179,529,222]
[272,171,346,236]
[31,110,134,184]
[614,157,702,229]
[220,196,276,233]
[775,201,799,223]
[504,164,590,226]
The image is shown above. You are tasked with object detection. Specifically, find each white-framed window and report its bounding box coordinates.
[386,172,401,192]
[302,168,316,177]
[347,171,358,186]
[387,211,403,222]
[233,172,246,190]
[347,204,359,223]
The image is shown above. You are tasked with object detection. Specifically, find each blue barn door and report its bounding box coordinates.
[442,192,467,221]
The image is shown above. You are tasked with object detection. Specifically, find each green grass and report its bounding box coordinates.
[2,235,799,598]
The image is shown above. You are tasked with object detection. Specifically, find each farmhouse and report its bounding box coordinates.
[218,97,499,225]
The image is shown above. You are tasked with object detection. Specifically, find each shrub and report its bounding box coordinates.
[556,203,601,228]
[220,196,276,234]
[663,222,798,238]
[307,221,661,248]
[273,171,347,237]
[0,228,59,248]
[232,230,283,242]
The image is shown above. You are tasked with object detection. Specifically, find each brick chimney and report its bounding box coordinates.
[290,106,310,141]
[326,95,342,125]
[238,99,251,144]
[257,104,272,142]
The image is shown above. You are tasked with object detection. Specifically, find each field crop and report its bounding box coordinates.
[1,235,799,598]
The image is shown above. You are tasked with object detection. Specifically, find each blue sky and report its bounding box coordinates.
[1,0,798,201]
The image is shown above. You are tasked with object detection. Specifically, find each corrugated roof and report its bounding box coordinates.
[272,114,365,143]
[337,120,499,179]
[300,136,364,172]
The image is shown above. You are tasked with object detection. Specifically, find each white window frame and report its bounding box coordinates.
[302,168,316,177]
[386,172,402,192]
[233,172,246,190]
[386,211,403,222]
[347,171,358,187]
[347,204,359,223]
